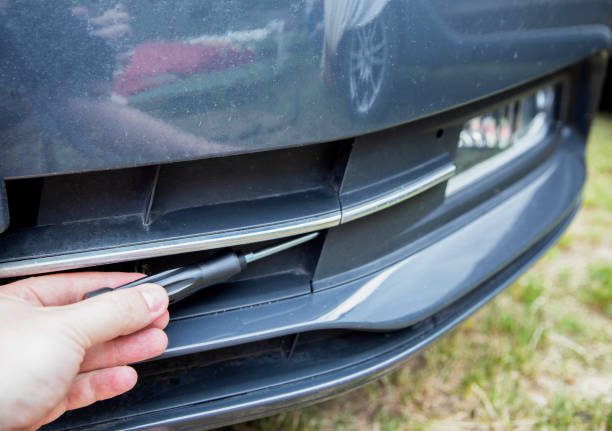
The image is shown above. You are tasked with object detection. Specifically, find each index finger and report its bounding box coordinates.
[0,272,145,306]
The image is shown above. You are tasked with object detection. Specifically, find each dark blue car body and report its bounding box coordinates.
[0,1,610,429]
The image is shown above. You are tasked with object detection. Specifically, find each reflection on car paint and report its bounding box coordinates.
[0,0,609,178]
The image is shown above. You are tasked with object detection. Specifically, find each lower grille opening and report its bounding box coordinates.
[5,177,43,228]
[6,142,350,229]
[0,142,348,276]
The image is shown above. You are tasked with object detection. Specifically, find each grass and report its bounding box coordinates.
[231,115,612,431]
[581,265,612,317]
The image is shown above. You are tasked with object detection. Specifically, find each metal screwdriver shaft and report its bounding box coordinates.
[242,232,319,264]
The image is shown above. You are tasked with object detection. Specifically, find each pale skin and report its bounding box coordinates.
[0,272,170,430]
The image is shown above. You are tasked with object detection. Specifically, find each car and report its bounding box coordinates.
[0,1,610,429]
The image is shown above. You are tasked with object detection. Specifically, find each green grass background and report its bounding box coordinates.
[231,115,612,431]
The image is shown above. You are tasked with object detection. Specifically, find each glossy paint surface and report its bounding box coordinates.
[1,0,610,178]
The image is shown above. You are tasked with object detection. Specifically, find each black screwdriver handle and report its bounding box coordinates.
[164,252,246,303]
[84,252,247,304]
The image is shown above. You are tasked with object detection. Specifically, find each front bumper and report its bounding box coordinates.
[46,104,587,430]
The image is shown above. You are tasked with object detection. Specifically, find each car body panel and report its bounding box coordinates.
[1,1,610,430]
[0,0,610,178]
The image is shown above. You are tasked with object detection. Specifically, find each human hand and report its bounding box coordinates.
[0,272,169,430]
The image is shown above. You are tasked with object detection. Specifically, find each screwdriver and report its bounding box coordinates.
[84,232,319,304]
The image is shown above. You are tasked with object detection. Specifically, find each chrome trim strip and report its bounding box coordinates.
[0,212,341,278]
[0,162,456,277]
[340,163,456,223]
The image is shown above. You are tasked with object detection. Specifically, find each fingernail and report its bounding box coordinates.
[137,284,167,313]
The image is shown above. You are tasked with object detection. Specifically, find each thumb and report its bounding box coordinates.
[57,284,168,348]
